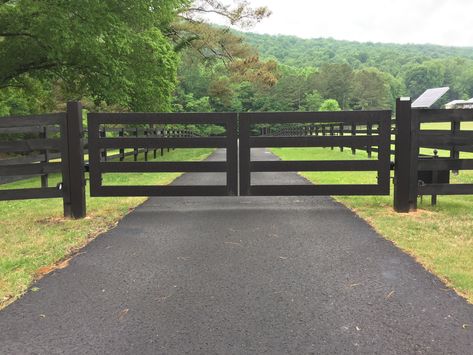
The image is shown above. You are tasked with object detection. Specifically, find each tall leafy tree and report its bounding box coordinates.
[351,68,391,110]
[0,0,185,111]
[313,63,354,109]
[403,62,445,99]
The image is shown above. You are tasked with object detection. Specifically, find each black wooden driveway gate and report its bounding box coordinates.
[88,113,238,197]
[87,111,392,197]
[239,111,392,196]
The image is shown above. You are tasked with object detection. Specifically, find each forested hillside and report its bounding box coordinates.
[243,33,473,75]
[174,30,473,113]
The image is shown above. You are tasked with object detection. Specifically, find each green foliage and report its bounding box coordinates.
[238,32,473,110]
[0,0,184,112]
[319,99,341,111]
[313,63,353,109]
[174,92,212,112]
[176,31,473,114]
[351,67,392,110]
[404,62,445,99]
[301,91,324,112]
[243,32,473,75]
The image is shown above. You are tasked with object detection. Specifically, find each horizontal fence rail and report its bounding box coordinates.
[0,113,66,201]
[87,112,238,197]
[265,121,396,158]
[394,99,473,212]
[239,111,392,196]
[413,107,473,200]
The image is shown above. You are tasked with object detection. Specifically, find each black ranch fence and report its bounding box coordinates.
[1,99,473,218]
[87,112,238,197]
[0,123,193,186]
[0,102,86,218]
[240,111,392,196]
[394,98,473,212]
[0,102,205,218]
[263,119,395,158]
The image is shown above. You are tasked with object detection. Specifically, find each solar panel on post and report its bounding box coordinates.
[412,87,450,108]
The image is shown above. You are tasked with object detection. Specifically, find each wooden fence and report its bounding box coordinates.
[0,102,86,218]
[394,98,473,212]
[264,120,396,158]
[242,111,392,196]
[1,100,473,218]
[87,112,237,197]
[0,103,200,218]
[0,125,195,185]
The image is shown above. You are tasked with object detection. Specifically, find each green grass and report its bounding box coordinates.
[271,147,473,303]
[0,148,213,308]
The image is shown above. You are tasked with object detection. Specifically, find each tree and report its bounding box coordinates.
[312,64,353,109]
[301,91,323,112]
[404,62,445,99]
[319,99,341,112]
[0,0,184,111]
[351,67,391,110]
[174,92,212,112]
[172,1,277,113]
[172,1,277,89]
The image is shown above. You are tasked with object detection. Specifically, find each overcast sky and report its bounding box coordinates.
[210,0,473,47]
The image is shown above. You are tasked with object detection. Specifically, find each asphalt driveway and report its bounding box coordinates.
[0,148,472,354]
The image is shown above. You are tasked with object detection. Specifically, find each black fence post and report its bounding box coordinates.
[100,127,107,161]
[432,150,438,206]
[339,123,344,152]
[134,128,139,161]
[172,129,176,151]
[119,128,125,161]
[451,120,460,174]
[239,114,251,196]
[153,129,157,159]
[144,129,149,162]
[62,101,86,219]
[41,126,49,187]
[161,129,165,156]
[351,123,356,155]
[330,124,334,150]
[367,122,373,158]
[394,98,417,213]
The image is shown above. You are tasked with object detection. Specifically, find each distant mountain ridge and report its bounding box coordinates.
[241,31,473,75]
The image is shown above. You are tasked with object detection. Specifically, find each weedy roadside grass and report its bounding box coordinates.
[0,148,213,309]
[272,147,473,303]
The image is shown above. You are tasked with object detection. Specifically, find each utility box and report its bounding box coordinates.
[418,170,450,184]
[417,157,450,185]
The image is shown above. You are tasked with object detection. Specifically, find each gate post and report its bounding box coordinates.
[394,98,417,212]
[62,101,86,219]
[239,114,251,196]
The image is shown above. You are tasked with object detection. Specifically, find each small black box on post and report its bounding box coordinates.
[62,101,86,219]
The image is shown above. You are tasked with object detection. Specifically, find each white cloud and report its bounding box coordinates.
[210,0,473,47]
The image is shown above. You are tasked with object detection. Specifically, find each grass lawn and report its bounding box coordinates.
[271,147,473,303]
[0,148,213,309]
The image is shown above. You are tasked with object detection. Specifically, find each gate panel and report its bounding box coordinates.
[88,113,238,197]
[239,111,392,196]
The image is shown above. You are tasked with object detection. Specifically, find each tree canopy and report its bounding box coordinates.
[0,0,188,113]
